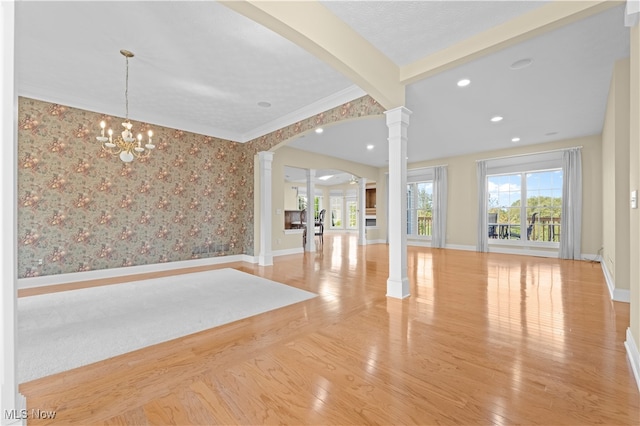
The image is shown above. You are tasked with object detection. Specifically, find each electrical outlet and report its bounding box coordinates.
[37,259,43,266]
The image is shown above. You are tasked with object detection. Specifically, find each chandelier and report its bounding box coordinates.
[96,49,154,163]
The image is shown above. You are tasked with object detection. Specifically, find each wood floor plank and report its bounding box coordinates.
[19,234,640,425]
[103,407,148,426]
[186,378,242,425]
[142,393,193,426]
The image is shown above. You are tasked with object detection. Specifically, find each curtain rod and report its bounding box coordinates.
[475,146,583,163]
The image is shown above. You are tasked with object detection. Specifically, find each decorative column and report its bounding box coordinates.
[305,169,316,252]
[258,151,274,266]
[385,107,411,299]
[358,177,367,245]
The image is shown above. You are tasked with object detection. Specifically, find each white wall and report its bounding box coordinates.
[1,0,24,421]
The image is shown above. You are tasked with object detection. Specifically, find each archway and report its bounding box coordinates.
[268,117,386,255]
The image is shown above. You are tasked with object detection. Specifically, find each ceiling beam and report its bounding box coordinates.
[220,0,404,109]
[400,0,622,85]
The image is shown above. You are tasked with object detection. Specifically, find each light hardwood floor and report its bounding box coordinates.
[19,233,640,425]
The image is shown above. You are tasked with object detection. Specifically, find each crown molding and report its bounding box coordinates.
[240,84,366,142]
[19,83,367,144]
[18,84,242,142]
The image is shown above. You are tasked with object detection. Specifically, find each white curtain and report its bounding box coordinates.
[431,166,448,248]
[476,160,488,252]
[559,148,582,260]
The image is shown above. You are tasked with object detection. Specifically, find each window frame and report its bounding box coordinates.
[406,167,435,240]
[487,166,563,249]
[329,194,344,229]
[407,181,433,240]
[297,193,323,221]
[346,196,358,230]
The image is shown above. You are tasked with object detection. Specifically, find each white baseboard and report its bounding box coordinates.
[600,258,631,303]
[488,246,558,258]
[408,240,431,248]
[625,328,640,393]
[581,253,600,262]
[1,392,27,425]
[272,247,304,257]
[18,254,256,289]
[366,239,386,245]
[444,244,475,252]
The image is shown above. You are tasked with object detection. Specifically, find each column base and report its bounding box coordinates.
[386,277,410,299]
[258,254,273,266]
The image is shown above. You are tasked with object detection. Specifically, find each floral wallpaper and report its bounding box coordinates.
[17,98,253,278]
[17,95,383,278]
[245,95,384,152]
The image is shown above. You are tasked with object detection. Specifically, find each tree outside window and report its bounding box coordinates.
[407,181,433,237]
[487,169,562,243]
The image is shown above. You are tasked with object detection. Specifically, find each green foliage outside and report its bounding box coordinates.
[488,196,561,223]
[331,211,342,227]
[408,184,433,236]
[348,203,357,228]
[488,195,562,242]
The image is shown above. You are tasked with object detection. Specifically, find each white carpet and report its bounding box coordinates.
[17,268,316,383]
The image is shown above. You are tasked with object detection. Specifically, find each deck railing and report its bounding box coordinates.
[488,216,560,242]
[417,216,432,236]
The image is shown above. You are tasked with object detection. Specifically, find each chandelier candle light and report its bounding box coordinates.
[97,49,154,163]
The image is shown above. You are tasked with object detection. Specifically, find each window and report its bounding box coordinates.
[297,194,323,220]
[487,169,562,244]
[407,181,433,237]
[346,197,357,229]
[297,195,306,211]
[330,196,343,228]
[329,189,357,230]
[525,170,562,242]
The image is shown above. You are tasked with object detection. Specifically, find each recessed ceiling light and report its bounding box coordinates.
[257,101,271,108]
[315,128,323,134]
[490,116,503,122]
[510,58,533,70]
[457,78,471,87]
[366,144,374,150]
[511,137,521,143]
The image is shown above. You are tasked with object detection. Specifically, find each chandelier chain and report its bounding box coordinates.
[124,56,129,121]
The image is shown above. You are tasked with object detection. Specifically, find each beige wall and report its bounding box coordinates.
[270,146,383,251]
[263,127,604,259]
[602,58,631,291]
[629,24,640,355]
[602,61,616,281]
[406,135,603,255]
[283,184,298,210]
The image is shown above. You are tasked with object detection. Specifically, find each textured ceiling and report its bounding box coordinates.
[320,0,548,65]
[14,1,631,169]
[15,1,357,141]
